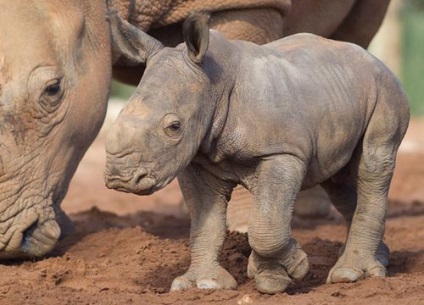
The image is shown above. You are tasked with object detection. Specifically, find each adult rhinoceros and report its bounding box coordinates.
[0,0,390,259]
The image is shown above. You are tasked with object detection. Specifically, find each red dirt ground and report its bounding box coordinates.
[0,114,423,305]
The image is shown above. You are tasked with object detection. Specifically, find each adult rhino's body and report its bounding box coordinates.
[0,0,390,259]
[111,0,391,84]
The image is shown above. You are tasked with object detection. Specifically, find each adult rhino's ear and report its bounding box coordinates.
[108,10,164,64]
[183,12,210,64]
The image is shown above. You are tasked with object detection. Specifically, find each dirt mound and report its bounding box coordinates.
[2,205,424,305]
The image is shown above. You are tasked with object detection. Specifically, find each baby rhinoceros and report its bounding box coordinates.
[104,12,409,294]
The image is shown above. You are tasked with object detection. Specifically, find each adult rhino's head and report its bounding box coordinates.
[0,1,112,258]
[105,13,217,195]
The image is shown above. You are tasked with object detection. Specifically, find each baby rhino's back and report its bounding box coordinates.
[265,32,379,74]
[264,33,407,183]
[232,34,381,152]
[235,33,384,137]
[228,33,404,182]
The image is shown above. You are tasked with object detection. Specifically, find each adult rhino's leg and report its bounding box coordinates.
[330,0,390,49]
[227,187,252,232]
[293,186,331,218]
[247,155,309,294]
[171,164,237,291]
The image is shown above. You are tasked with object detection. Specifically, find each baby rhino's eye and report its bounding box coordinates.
[169,121,181,132]
[163,114,183,138]
[165,121,182,138]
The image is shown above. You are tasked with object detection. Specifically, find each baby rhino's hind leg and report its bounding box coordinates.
[326,147,393,283]
[322,163,390,283]
[326,96,407,283]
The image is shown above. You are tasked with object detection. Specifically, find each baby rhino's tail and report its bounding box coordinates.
[373,62,410,149]
[360,60,410,180]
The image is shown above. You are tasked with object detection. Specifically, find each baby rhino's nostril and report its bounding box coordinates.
[134,168,148,186]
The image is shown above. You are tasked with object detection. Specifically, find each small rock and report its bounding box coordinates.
[238,294,253,304]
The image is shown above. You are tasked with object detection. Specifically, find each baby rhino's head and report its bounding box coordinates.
[105,12,214,195]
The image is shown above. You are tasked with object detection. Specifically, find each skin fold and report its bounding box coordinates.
[104,13,409,294]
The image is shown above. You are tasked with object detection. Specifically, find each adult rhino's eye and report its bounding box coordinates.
[40,78,64,112]
[44,80,61,96]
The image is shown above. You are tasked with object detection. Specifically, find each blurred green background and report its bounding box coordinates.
[401,0,424,115]
[110,80,134,100]
[111,0,424,116]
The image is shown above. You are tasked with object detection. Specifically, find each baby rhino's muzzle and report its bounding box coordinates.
[104,159,156,195]
[104,116,157,195]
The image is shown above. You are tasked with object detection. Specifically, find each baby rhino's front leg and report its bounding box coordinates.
[171,164,237,291]
[247,155,309,294]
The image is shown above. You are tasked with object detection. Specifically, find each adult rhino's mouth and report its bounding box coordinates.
[0,204,62,260]
[21,218,61,257]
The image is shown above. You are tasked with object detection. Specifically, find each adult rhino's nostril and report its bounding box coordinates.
[21,219,39,249]
[20,218,60,257]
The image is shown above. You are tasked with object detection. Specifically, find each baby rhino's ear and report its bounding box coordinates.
[108,10,164,64]
[183,12,210,64]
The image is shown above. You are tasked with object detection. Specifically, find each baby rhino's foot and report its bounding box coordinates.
[247,239,309,294]
[170,265,237,291]
[327,249,387,284]
[338,241,390,267]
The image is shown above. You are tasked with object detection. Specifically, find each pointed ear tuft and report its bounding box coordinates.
[108,10,164,64]
[182,12,210,64]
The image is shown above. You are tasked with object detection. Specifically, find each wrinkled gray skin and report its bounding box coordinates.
[105,14,410,294]
[0,0,390,259]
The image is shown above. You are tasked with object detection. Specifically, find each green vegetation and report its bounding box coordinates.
[402,0,424,115]
[110,80,135,100]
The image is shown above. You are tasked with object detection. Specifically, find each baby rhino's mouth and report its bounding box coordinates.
[128,175,157,195]
[105,166,157,195]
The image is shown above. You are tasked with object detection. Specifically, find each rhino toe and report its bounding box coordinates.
[170,276,194,291]
[254,267,292,294]
[170,265,237,292]
[327,266,364,283]
[327,252,387,284]
[247,241,309,294]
